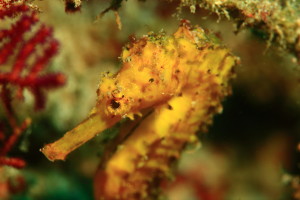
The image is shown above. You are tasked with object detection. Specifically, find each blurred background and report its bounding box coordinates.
[1,0,300,199]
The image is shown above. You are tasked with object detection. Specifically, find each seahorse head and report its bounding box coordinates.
[95,35,186,117]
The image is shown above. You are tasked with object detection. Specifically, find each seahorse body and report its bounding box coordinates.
[41,21,237,199]
[94,25,236,199]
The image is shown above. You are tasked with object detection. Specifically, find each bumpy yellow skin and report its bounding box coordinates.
[41,21,237,199]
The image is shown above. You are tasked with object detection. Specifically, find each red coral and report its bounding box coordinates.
[0,2,29,19]
[0,157,26,169]
[0,1,66,169]
[0,3,65,197]
[0,4,66,110]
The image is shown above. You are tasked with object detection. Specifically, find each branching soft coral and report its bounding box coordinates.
[0,2,65,197]
[0,1,65,168]
[0,2,65,111]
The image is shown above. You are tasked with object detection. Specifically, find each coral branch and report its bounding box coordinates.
[0,118,31,157]
[0,85,15,125]
[29,39,59,76]
[0,157,26,169]
[11,22,49,77]
[0,12,38,65]
[0,4,29,19]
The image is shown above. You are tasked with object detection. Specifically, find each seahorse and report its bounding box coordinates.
[41,20,238,199]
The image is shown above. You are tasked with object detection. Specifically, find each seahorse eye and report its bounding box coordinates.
[110,99,120,109]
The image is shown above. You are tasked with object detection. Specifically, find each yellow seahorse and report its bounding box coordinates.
[41,20,238,199]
